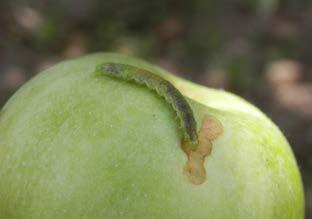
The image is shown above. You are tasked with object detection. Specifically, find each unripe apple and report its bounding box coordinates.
[0,53,304,218]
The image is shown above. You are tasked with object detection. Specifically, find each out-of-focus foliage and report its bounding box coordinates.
[0,0,311,217]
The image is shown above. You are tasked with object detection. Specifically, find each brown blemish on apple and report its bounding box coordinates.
[182,115,223,185]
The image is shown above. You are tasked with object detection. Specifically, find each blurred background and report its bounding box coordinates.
[0,0,311,217]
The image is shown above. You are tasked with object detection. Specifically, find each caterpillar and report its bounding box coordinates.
[95,62,199,148]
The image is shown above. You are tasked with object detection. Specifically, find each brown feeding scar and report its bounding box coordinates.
[96,63,223,185]
[182,115,223,185]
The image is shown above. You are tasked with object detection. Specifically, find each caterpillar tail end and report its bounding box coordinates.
[94,64,105,76]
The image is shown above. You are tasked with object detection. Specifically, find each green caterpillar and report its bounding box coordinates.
[95,62,199,147]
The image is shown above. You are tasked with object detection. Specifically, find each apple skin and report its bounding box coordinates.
[0,53,304,219]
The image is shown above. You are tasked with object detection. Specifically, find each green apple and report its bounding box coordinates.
[0,53,304,218]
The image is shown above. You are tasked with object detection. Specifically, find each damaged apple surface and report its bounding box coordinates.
[0,53,304,219]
